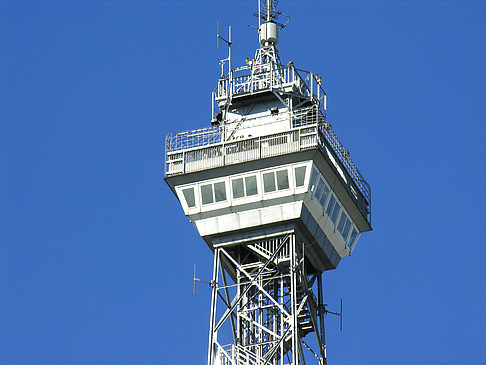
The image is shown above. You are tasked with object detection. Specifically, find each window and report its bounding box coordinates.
[232,175,258,198]
[342,219,351,240]
[337,213,346,234]
[214,182,227,202]
[330,201,341,224]
[232,179,245,198]
[245,176,258,196]
[318,185,330,208]
[315,178,330,208]
[337,213,352,241]
[263,172,276,193]
[326,195,341,224]
[314,179,324,199]
[309,168,318,191]
[182,187,196,208]
[325,195,336,217]
[276,170,289,190]
[201,181,227,205]
[294,166,307,187]
[263,169,289,193]
[348,228,358,248]
[201,184,214,205]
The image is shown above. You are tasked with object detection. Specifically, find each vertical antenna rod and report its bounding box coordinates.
[216,24,232,73]
[267,0,272,22]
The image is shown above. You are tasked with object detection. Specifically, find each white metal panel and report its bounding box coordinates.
[260,205,283,225]
[192,201,303,238]
[217,213,240,232]
[238,209,261,227]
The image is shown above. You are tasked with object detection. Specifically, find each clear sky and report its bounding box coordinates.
[1,0,485,364]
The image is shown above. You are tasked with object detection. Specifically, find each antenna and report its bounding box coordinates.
[258,0,261,29]
[253,0,290,31]
[325,298,344,331]
[193,263,211,296]
[216,22,232,75]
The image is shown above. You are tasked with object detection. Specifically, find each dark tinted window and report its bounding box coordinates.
[276,170,289,190]
[349,228,358,247]
[263,172,276,193]
[201,184,213,205]
[182,188,196,208]
[326,195,336,217]
[337,213,347,233]
[245,176,258,196]
[309,168,318,191]
[319,185,329,208]
[294,166,306,187]
[232,178,245,199]
[342,220,351,240]
[331,201,341,224]
[315,179,324,199]
[214,182,227,202]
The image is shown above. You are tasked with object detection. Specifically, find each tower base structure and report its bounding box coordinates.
[207,227,329,365]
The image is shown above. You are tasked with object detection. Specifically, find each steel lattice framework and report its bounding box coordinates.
[208,233,329,365]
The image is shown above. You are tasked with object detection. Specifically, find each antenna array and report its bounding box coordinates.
[253,0,290,30]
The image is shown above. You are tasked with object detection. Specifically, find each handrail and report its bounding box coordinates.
[213,64,326,109]
[164,106,371,223]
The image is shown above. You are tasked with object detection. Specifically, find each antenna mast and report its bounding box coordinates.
[217,23,232,76]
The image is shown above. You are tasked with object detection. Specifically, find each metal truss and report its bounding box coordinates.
[207,233,328,365]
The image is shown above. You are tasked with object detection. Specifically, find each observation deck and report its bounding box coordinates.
[165,105,371,225]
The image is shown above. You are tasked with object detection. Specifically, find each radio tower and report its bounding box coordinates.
[164,1,372,363]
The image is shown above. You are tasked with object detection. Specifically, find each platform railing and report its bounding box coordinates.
[217,343,262,365]
[165,106,371,221]
[214,64,326,110]
[292,106,372,209]
[165,126,314,175]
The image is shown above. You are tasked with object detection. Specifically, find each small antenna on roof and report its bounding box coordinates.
[216,22,232,76]
[216,21,220,52]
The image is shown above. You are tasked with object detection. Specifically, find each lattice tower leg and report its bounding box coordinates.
[207,232,327,365]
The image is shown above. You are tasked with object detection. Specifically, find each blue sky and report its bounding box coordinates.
[1,0,485,364]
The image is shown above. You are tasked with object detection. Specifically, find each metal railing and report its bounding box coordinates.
[293,106,372,209]
[214,64,326,110]
[217,343,263,365]
[165,125,314,174]
[164,106,371,221]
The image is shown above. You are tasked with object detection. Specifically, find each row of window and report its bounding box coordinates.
[309,168,359,248]
[181,164,308,209]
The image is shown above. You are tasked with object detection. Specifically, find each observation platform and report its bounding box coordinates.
[165,105,371,226]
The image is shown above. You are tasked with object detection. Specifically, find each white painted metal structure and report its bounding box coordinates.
[165,1,372,364]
